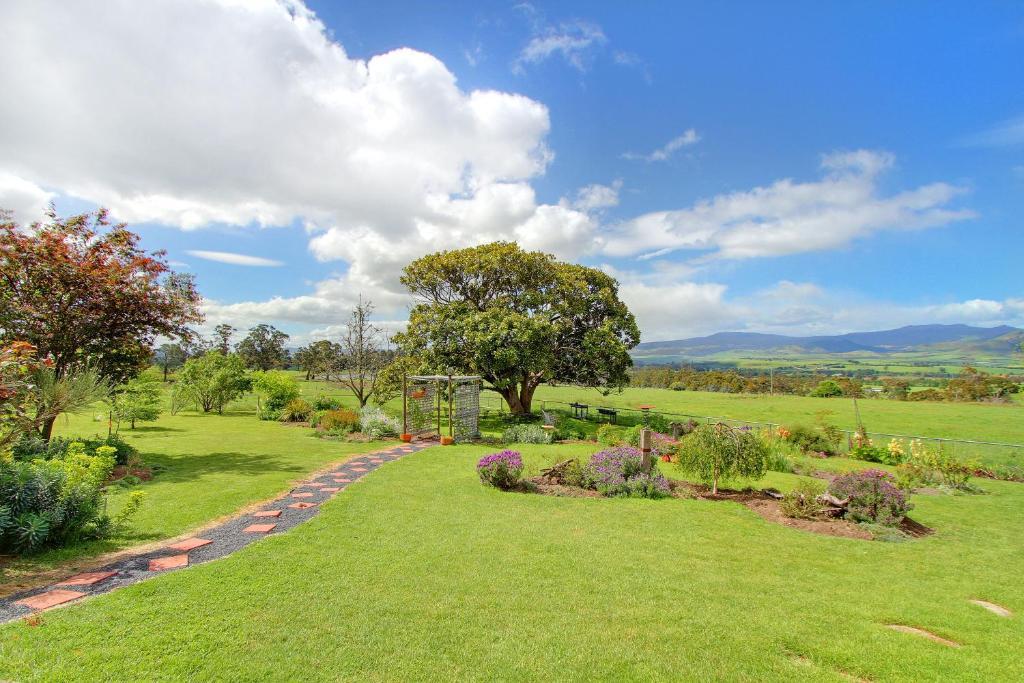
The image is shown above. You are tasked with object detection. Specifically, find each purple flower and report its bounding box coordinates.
[586,446,669,498]
[477,450,523,489]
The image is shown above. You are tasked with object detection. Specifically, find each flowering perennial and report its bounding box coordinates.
[586,446,669,498]
[477,450,523,490]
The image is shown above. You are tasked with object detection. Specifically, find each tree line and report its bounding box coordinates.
[628,365,1022,403]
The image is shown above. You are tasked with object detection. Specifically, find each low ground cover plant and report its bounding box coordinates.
[477,450,524,489]
[828,469,910,526]
[12,433,138,466]
[780,479,827,519]
[502,423,553,445]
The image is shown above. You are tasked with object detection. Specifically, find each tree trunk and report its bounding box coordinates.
[163,365,169,382]
[40,415,58,442]
[496,382,537,415]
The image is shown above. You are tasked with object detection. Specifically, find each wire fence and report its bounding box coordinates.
[526,399,1024,468]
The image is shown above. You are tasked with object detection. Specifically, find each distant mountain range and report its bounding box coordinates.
[633,324,1024,359]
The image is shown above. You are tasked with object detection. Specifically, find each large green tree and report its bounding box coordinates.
[394,242,639,415]
[236,324,290,371]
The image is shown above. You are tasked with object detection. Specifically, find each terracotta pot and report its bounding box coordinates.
[440,436,455,446]
[400,433,413,442]
[410,389,426,399]
[660,454,672,463]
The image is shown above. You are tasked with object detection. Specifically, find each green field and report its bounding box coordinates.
[2,442,1023,681]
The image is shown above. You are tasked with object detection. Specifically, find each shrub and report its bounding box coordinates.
[644,413,671,433]
[477,450,523,489]
[279,398,313,423]
[596,424,627,446]
[251,370,301,414]
[0,442,144,553]
[850,443,888,463]
[317,409,360,433]
[780,479,827,519]
[312,394,342,411]
[810,380,844,398]
[12,434,138,466]
[676,423,769,494]
[502,424,553,445]
[782,424,838,455]
[359,405,401,440]
[585,446,669,498]
[669,382,685,391]
[828,469,910,526]
[762,435,797,473]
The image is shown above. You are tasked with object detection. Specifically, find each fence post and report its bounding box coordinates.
[640,428,653,474]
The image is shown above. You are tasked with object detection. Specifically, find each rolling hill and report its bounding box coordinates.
[634,324,1023,360]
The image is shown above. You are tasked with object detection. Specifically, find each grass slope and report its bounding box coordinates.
[1,444,1021,681]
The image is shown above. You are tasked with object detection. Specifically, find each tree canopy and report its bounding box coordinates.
[236,324,290,371]
[394,242,639,414]
[0,208,203,385]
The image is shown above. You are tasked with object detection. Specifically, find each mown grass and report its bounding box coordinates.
[1,388,393,585]
[1,443,1021,681]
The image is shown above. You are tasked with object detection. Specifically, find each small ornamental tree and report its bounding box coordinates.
[172,352,248,414]
[394,242,639,415]
[113,374,163,429]
[677,423,769,495]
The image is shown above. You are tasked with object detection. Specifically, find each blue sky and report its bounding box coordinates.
[2,1,1022,342]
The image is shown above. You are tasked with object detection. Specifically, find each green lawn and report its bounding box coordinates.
[1,389,393,586]
[2,443,1022,681]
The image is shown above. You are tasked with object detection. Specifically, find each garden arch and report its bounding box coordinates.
[402,375,482,442]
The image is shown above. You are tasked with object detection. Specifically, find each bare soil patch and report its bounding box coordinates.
[886,624,960,648]
[969,599,1012,617]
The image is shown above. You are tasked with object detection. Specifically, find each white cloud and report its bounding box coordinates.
[959,116,1024,148]
[186,250,284,267]
[603,149,975,261]
[571,180,621,211]
[0,172,53,224]
[623,129,700,162]
[513,19,606,73]
[0,0,609,315]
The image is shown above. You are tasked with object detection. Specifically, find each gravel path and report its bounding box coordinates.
[0,441,433,623]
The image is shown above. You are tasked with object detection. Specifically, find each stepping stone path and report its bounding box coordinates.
[886,624,961,648]
[0,441,433,623]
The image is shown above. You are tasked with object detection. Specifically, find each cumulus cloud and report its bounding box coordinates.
[0,0,613,315]
[623,129,700,162]
[186,250,284,267]
[603,149,975,261]
[0,173,53,224]
[571,180,621,211]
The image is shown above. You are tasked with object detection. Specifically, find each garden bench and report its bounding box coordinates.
[596,407,618,424]
[570,402,589,419]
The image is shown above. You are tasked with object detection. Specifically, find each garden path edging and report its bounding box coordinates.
[0,441,434,624]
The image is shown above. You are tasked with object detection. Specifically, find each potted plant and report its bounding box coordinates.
[441,435,455,446]
[410,388,426,399]
[400,433,413,442]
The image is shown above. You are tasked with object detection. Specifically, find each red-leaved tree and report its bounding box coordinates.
[0,208,203,436]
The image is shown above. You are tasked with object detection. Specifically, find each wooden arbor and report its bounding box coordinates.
[402,375,482,442]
